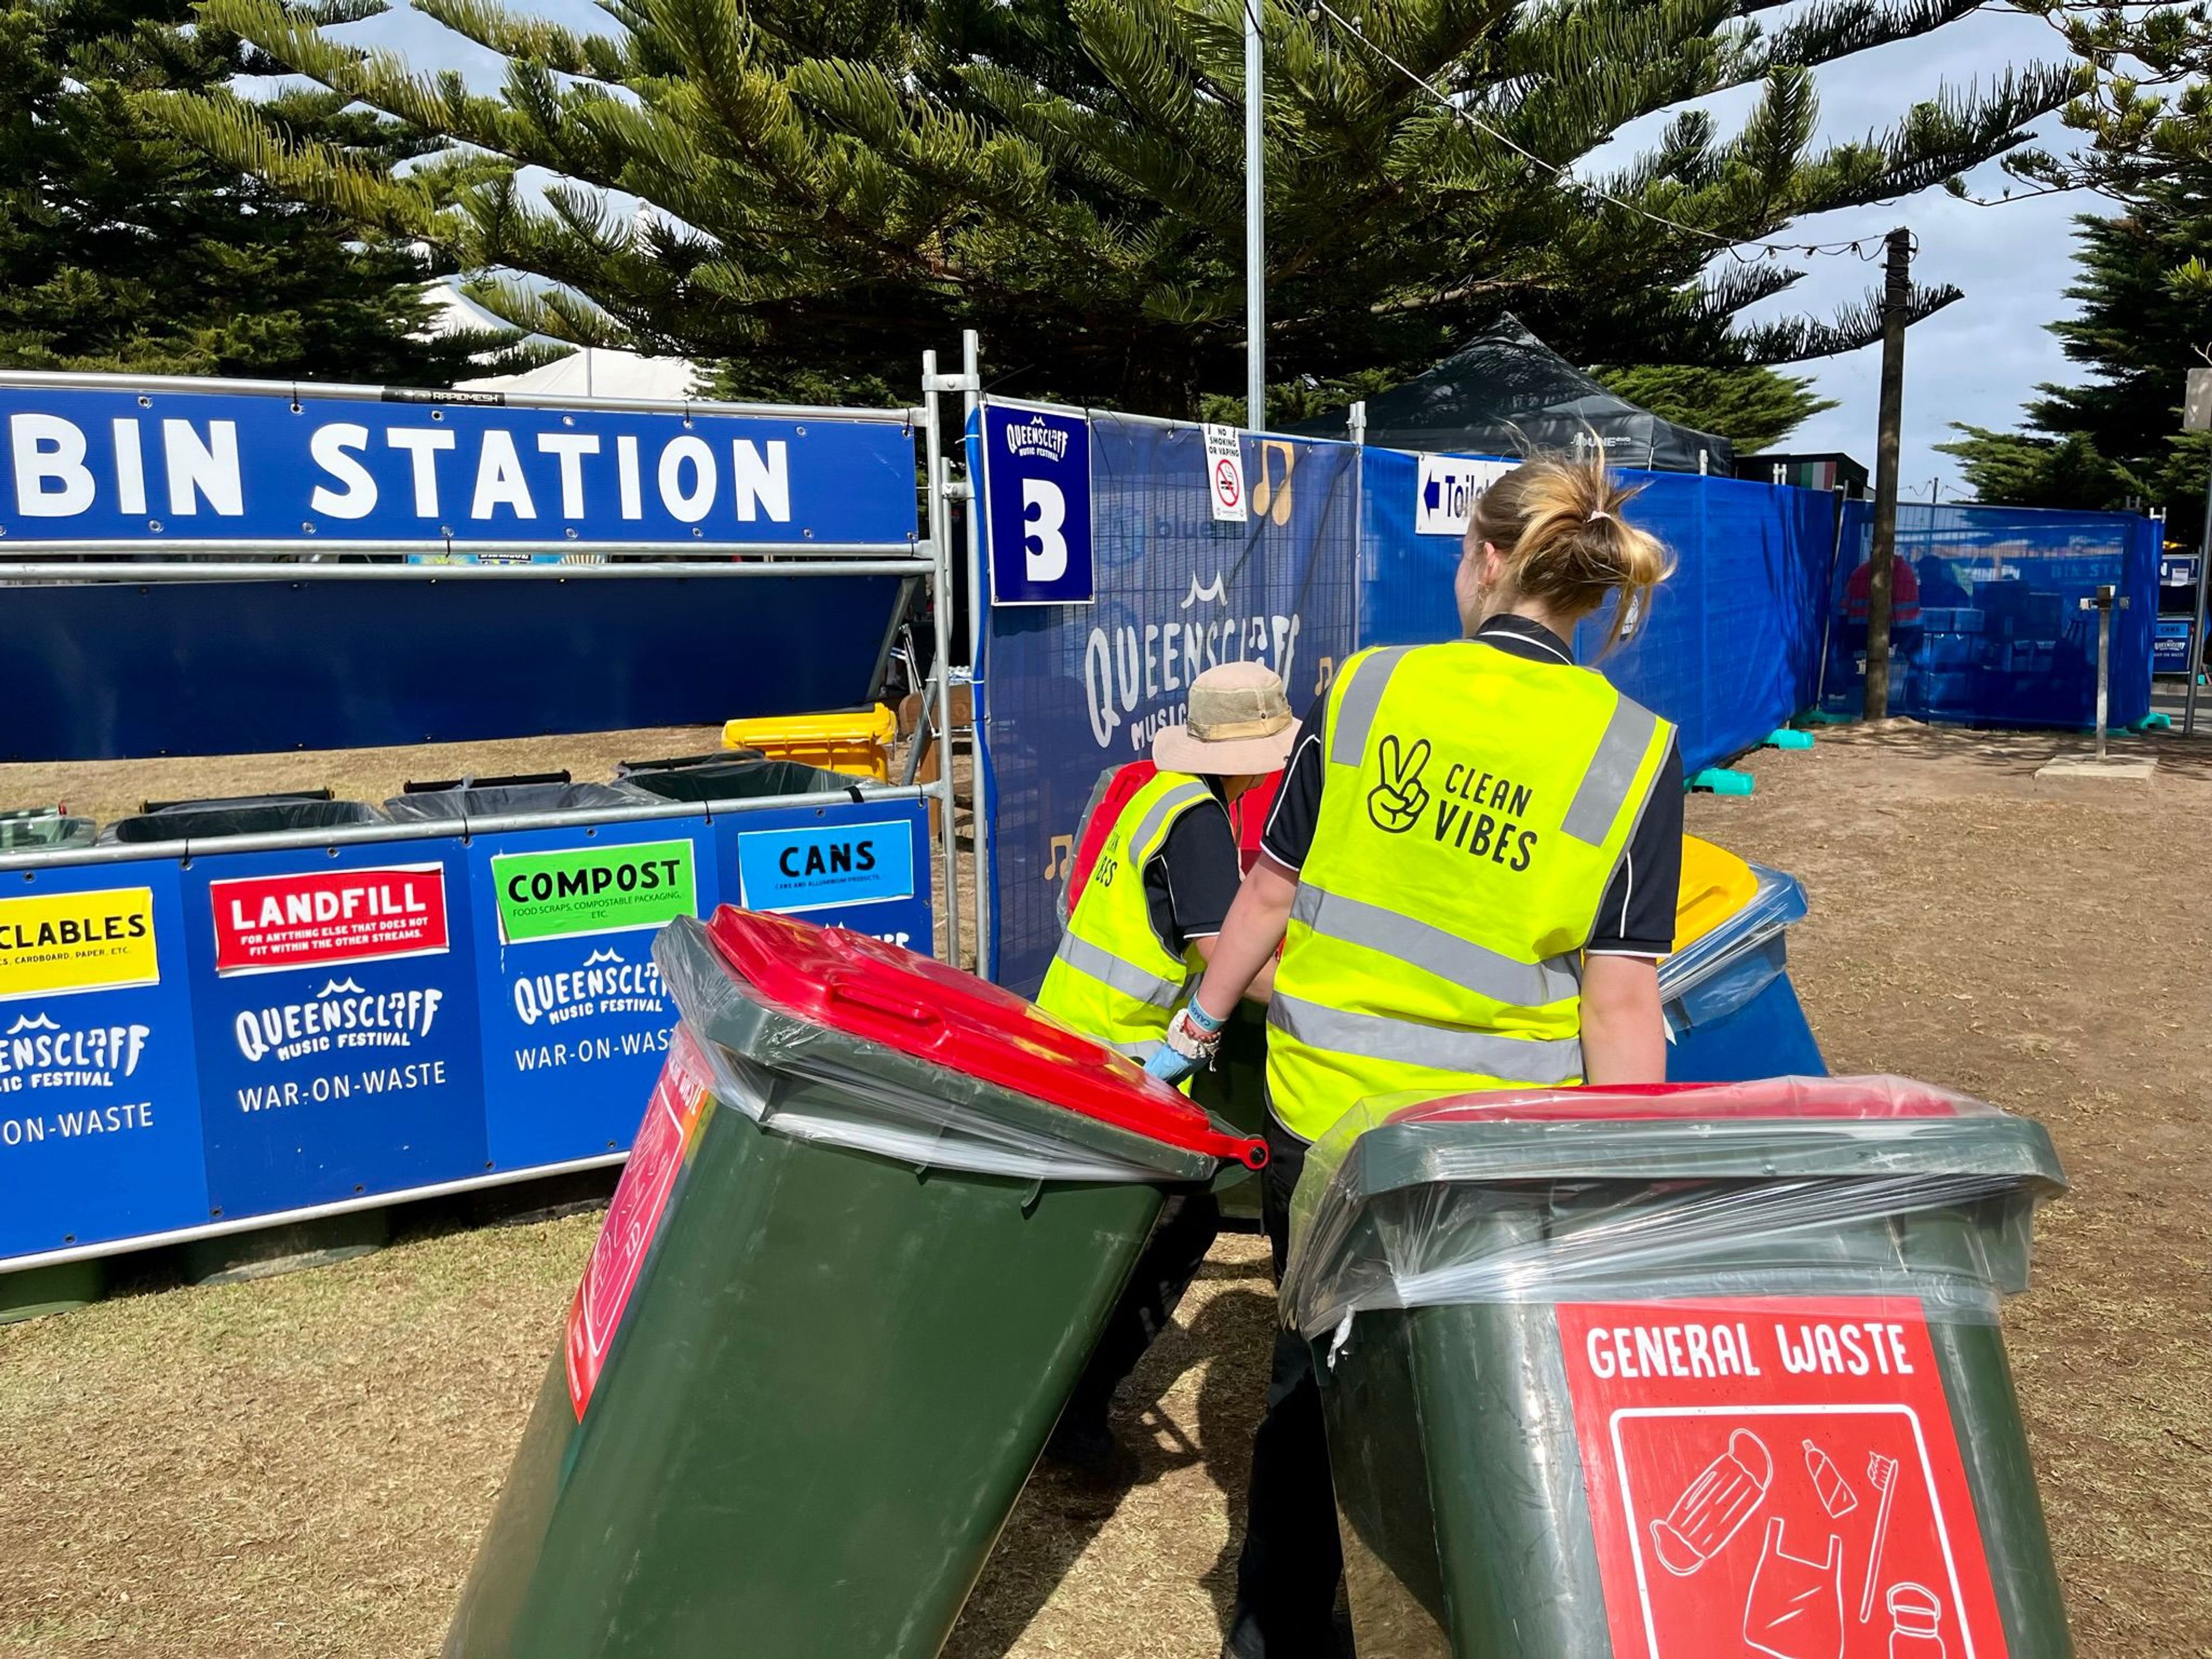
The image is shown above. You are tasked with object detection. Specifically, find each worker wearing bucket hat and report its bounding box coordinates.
[1035,661,1298,1475]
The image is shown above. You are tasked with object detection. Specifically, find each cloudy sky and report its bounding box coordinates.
[346,0,2100,494]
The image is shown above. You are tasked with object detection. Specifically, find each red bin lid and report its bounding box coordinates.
[1386,1076,1979,1127]
[704,908,1267,1169]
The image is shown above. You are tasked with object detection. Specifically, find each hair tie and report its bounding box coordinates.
[1587,509,1613,524]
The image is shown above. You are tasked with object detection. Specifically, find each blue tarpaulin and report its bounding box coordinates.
[1357,450,1840,774]
[1822,501,2158,728]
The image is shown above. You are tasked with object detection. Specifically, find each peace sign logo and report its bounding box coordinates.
[1366,734,1432,834]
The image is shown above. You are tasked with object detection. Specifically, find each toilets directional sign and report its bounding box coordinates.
[982,401,1094,605]
[0,378,921,547]
[1415,454,1513,538]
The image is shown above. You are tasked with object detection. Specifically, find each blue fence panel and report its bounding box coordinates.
[1822,502,2158,728]
[5,573,908,762]
[0,792,933,1268]
[180,843,490,1215]
[1355,452,1841,774]
[0,862,208,1259]
[978,410,1361,995]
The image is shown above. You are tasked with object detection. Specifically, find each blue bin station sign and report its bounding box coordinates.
[1,382,920,548]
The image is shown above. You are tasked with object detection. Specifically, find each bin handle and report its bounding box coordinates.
[824,974,941,1031]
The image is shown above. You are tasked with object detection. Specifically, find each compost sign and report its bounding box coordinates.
[0,382,919,547]
[491,840,697,944]
[1558,1297,2006,1659]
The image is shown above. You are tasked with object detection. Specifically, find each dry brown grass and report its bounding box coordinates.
[1,722,2207,1657]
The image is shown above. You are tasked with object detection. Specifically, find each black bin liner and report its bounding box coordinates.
[102,794,387,844]
[617,757,854,804]
[384,782,647,821]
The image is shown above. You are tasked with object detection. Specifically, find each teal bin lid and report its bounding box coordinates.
[1281,1076,2067,1339]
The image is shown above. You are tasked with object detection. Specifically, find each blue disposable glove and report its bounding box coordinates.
[1144,1043,1201,1084]
[1144,999,1224,1084]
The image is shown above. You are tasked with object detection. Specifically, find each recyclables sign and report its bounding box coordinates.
[210,864,450,974]
[491,840,697,944]
[1,383,919,547]
[0,888,158,1000]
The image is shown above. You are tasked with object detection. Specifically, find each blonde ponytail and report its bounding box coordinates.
[1467,451,1673,650]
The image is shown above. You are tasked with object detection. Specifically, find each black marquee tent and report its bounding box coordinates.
[1293,314,1733,474]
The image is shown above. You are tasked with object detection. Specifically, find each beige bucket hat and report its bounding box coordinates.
[1152,662,1300,776]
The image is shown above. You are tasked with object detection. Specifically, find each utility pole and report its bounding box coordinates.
[1245,0,1266,431]
[1864,226,1912,720]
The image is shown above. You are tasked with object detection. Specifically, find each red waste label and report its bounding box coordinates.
[210,865,449,974]
[1558,1298,2008,1659]
[565,1029,714,1418]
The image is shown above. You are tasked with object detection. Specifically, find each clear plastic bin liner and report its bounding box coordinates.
[1281,1075,2067,1341]
[1657,861,1807,1033]
[382,782,647,821]
[100,797,387,844]
[0,813,94,850]
[655,916,1224,1185]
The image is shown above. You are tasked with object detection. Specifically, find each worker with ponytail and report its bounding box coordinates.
[1152,452,1684,1659]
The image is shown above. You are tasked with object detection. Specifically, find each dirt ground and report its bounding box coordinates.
[2,721,2209,1657]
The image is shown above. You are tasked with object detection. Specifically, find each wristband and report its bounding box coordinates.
[1184,998,1225,1035]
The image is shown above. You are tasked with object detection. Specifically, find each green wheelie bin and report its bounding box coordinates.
[1280,1074,2071,1659]
[446,907,1266,1659]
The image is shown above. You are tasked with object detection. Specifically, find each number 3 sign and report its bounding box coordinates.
[983,402,1094,605]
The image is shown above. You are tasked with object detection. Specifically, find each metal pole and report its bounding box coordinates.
[1245,0,1266,431]
[2094,586,2113,759]
[1347,399,1367,446]
[2189,468,2212,736]
[1865,226,1912,720]
[920,352,963,967]
[962,328,994,978]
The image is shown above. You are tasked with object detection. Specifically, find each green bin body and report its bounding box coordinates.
[1285,1077,2071,1659]
[448,908,1261,1659]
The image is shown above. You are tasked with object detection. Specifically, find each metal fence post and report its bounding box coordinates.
[920,352,963,967]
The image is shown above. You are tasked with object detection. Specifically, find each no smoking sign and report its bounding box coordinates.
[1202,423,1247,524]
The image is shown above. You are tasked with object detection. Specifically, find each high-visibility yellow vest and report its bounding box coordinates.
[1267,640,1675,1141]
[1035,771,1219,1059]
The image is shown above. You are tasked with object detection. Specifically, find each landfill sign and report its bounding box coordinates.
[1557,1298,2007,1659]
[1203,423,1247,523]
[209,863,448,974]
[491,840,696,944]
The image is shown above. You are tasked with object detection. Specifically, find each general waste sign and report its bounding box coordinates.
[1559,1298,2006,1659]
[209,864,449,974]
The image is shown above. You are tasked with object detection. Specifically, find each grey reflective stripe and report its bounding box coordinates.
[1052,932,1184,1008]
[1290,882,1580,1006]
[1268,992,1584,1085]
[1329,646,1413,767]
[1107,1037,1156,1058]
[1560,695,1662,846]
[1126,781,1214,861]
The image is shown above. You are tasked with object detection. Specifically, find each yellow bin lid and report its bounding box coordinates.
[721,704,897,749]
[1674,834,1760,952]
